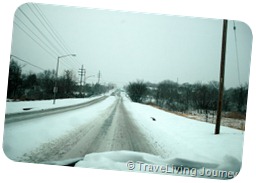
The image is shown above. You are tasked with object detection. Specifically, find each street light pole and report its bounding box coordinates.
[53,54,76,104]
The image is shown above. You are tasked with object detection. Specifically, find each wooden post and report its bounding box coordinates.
[215,19,228,135]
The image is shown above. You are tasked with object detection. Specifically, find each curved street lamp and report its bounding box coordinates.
[85,75,95,84]
[53,54,76,104]
[81,75,95,98]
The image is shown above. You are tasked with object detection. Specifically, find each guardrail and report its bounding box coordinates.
[5,96,108,123]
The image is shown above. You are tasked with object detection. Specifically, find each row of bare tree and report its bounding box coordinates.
[126,80,248,115]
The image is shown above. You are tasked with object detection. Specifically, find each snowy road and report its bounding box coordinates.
[60,95,159,162]
[4,92,160,163]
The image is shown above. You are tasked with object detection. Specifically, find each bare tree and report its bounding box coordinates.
[7,60,23,99]
[126,80,147,103]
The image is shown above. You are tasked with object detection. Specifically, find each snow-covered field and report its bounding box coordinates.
[3,91,244,180]
[176,111,245,131]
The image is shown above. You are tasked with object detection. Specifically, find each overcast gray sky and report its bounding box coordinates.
[11,3,252,88]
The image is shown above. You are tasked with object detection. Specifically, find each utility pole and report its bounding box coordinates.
[215,19,228,135]
[78,65,86,96]
[97,70,101,84]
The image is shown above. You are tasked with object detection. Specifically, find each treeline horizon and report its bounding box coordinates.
[7,59,114,101]
[125,79,248,116]
[7,59,249,117]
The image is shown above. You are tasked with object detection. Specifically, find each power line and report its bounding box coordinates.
[14,15,59,58]
[28,3,64,50]
[59,59,78,71]
[233,21,241,86]
[33,4,72,52]
[15,4,79,72]
[10,55,46,71]
[13,21,56,60]
[27,4,71,61]
[32,3,81,68]
[14,20,76,72]
[18,7,64,57]
[31,3,81,70]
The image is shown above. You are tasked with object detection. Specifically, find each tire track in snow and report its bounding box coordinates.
[20,94,162,164]
[61,95,161,160]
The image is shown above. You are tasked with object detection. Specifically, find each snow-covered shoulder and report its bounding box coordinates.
[118,91,243,178]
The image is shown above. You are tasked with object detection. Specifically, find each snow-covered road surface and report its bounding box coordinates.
[60,96,160,162]
[3,92,162,163]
